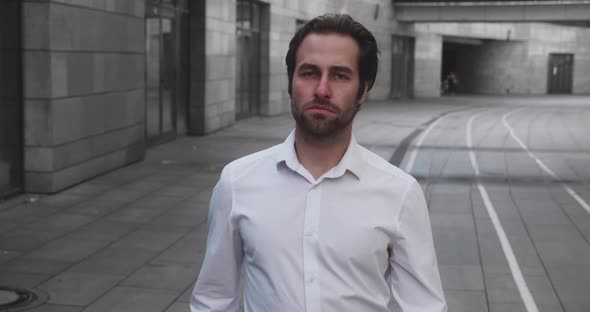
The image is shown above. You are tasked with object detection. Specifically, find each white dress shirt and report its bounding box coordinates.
[191,131,446,312]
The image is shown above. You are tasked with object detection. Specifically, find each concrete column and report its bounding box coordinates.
[188,0,237,135]
[22,0,146,193]
[414,33,442,97]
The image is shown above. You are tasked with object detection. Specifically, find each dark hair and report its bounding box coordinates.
[285,14,379,100]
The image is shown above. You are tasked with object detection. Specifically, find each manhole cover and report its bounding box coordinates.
[0,290,18,305]
[0,286,46,311]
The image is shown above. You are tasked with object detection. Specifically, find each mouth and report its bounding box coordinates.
[306,105,335,113]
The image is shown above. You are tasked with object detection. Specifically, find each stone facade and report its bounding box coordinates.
[11,0,590,193]
[413,22,590,95]
[22,0,146,193]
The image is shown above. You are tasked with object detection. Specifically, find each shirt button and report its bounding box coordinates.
[307,276,315,284]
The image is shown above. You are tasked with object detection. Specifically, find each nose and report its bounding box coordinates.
[314,74,331,99]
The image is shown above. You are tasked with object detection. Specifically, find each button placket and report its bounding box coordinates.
[303,183,321,311]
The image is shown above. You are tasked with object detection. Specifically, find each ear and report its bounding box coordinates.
[357,82,369,105]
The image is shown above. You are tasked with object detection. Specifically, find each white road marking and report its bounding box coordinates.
[502,110,590,215]
[403,116,448,173]
[468,112,540,312]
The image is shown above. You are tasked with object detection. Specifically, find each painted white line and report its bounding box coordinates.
[502,110,590,215]
[468,112,540,312]
[403,116,448,173]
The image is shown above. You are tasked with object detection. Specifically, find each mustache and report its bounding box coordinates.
[303,98,339,112]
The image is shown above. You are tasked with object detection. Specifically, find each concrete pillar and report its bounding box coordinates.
[414,33,442,97]
[188,0,237,135]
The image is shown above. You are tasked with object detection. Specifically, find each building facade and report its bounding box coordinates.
[1,0,589,195]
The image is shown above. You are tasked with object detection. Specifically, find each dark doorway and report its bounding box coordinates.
[441,39,483,95]
[547,53,574,94]
[145,0,189,145]
[441,42,468,95]
[0,0,23,197]
[391,35,415,99]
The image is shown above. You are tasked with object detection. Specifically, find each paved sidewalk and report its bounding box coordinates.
[0,99,464,312]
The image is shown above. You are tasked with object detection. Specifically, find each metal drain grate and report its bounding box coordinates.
[0,286,46,311]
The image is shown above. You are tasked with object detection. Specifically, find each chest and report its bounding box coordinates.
[232,180,401,269]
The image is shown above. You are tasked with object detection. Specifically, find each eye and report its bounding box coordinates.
[300,71,317,78]
[334,73,349,80]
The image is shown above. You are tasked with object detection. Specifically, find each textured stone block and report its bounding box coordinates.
[24,99,53,146]
[23,2,50,50]
[25,147,54,172]
[24,52,52,98]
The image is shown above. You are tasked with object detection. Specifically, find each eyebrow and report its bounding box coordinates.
[297,63,353,74]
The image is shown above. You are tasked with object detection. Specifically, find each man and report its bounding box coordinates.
[191,14,446,312]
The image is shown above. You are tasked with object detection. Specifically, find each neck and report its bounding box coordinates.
[294,126,352,180]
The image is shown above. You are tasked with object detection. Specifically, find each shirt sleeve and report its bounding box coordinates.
[388,180,447,312]
[191,164,244,312]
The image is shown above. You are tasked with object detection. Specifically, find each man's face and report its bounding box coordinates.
[291,33,368,139]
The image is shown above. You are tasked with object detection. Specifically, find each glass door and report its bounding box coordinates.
[236,0,262,119]
[145,0,188,144]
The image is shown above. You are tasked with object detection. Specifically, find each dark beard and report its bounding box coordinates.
[292,99,357,140]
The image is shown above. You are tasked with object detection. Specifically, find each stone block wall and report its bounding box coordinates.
[22,0,146,193]
[528,23,590,94]
[412,22,590,96]
[461,41,528,95]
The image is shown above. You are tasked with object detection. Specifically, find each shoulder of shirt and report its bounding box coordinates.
[221,143,283,182]
[357,144,417,186]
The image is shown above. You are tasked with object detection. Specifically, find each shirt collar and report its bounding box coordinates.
[275,130,365,180]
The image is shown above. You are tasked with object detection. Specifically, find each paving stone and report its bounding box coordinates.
[432,226,480,266]
[439,265,485,291]
[0,249,22,263]
[61,220,138,243]
[105,206,168,223]
[95,189,152,203]
[81,286,178,312]
[443,290,487,312]
[69,247,157,275]
[40,194,89,209]
[0,228,67,252]
[109,230,184,252]
[64,199,128,217]
[428,193,473,213]
[177,285,195,303]
[527,224,584,242]
[24,304,83,312]
[475,217,530,237]
[164,302,189,312]
[0,204,59,227]
[23,214,97,233]
[25,237,111,262]
[117,181,166,193]
[121,263,199,290]
[59,182,113,196]
[1,258,70,275]
[38,271,124,306]
[151,243,204,267]
[535,240,590,266]
[155,186,200,198]
[0,271,51,288]
[143,212,204,230]
[489,303,528,312]
[125,195,183,210]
